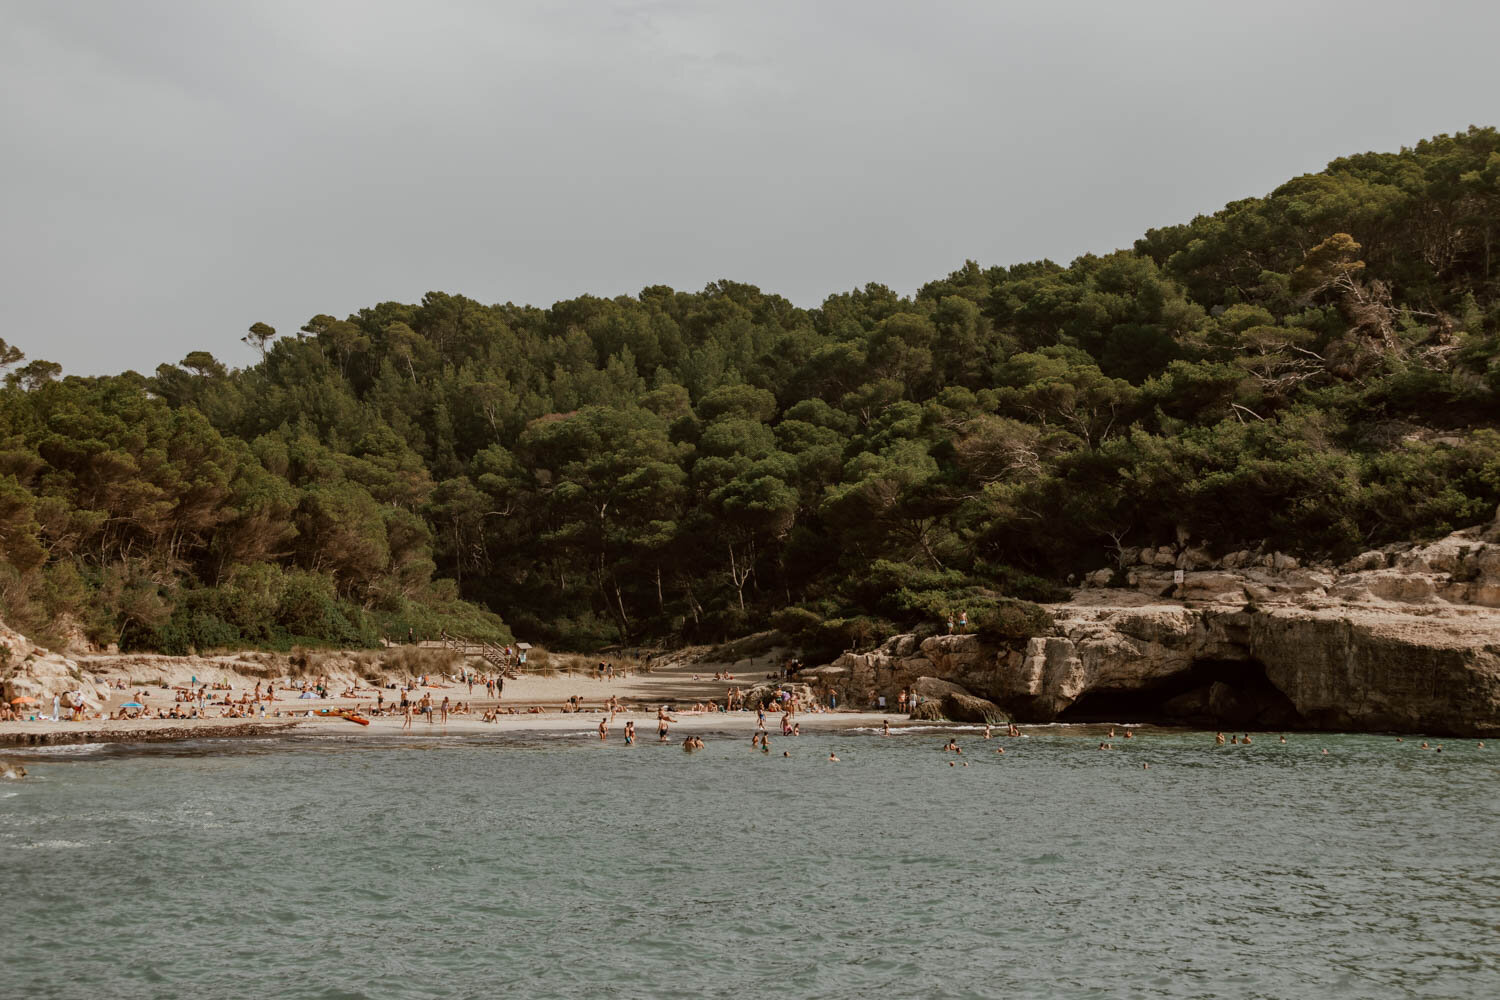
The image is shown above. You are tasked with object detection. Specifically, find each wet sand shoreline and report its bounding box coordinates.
[0,709,900,749]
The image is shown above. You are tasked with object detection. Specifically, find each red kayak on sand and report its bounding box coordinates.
[316,709,371,726]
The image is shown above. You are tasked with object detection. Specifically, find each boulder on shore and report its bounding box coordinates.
[907,676,1008,724]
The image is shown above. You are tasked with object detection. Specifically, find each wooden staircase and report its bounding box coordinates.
[439,631,522,677]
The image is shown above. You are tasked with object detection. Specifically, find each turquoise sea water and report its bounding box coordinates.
[3,724,1497,1000]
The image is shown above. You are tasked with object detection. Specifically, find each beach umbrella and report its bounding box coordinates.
[120,701,144,709]
[10,696,38,705]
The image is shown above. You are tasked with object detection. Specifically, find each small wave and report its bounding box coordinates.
[20,840,87,849]
[17,742,111,756]
[852,724,994,733]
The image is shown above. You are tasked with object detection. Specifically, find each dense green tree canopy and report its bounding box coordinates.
[2,128,1499,652]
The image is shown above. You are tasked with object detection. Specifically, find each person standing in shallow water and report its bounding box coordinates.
[599,718,608,741]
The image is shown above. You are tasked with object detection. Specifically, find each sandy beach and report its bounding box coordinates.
[0,643,894,747]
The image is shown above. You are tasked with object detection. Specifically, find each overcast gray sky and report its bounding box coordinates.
[3,0,1497,376]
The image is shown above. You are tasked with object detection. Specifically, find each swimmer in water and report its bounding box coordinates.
[1123,729,1133,739]
[882,719,891,736]
[984,724,992,740]
[1279,735,1286,744]
[995,747,1004,755]
[1242,733,1252,745]
[1421,741,1429,749]
[943,738,959,753]
[1108,727,1115,738]
[1230,734,1239,745]
[783,750,791,757]
[1321,748,1329,755]
[624,720,635,745]
[1143,763,1149,770]
[828,752,839,762]
[1215,732,1226,745]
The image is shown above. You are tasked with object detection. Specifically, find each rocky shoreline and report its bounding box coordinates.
[0,720,302,747]
[807,511,1500,737]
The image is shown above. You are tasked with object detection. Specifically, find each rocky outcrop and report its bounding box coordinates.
[738,681,823,711]
[814,512,1500,736]
[0,621,110,709]
[908,676,1008,723]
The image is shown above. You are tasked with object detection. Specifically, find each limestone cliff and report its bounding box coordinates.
[807,511,1500,736]
[0,621,109,709]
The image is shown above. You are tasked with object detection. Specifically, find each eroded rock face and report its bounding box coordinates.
[819,512,1500,735]
[0,621,110,708]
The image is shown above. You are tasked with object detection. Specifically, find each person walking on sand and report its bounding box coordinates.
[440,696,450,726]
[403,701,414,730]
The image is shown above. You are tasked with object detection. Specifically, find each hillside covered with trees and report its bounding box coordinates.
[2,128,1499,655]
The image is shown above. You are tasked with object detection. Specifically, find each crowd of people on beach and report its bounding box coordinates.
[5,665,1493,763]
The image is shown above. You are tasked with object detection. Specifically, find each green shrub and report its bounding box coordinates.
[973,599,1053,642]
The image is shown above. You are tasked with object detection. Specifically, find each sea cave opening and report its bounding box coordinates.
[1055,657,1302,727]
